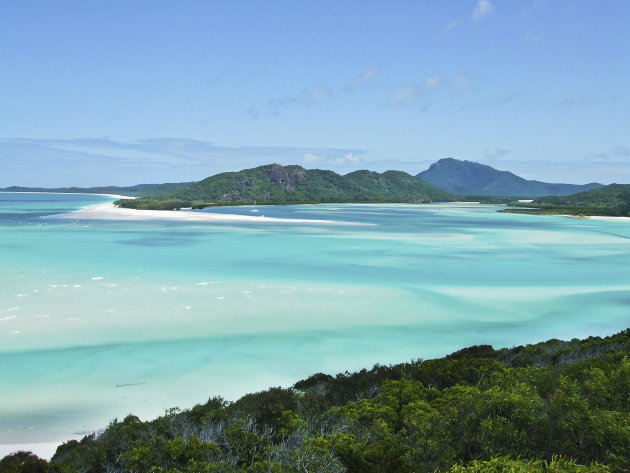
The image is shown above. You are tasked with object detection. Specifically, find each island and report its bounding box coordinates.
[504,184,630,217]
[112,164,455,210]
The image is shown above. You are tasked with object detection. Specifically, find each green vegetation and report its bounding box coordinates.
[3,329,628,472]
[114,164,455,209]
[505,184,630,217]
[0,182,195,198]
[416,158,602,198]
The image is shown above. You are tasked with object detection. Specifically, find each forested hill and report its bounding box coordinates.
[416,158,603,197]
[4,329,628,473]
[508,184,630,217]
[115,164,455,209]
[0,182,195,197]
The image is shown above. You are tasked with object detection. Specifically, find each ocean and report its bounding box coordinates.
[1,192,628,451]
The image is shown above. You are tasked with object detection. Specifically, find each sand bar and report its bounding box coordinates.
[46,202,372,226]
[588,215,630,222]
[0,191,135,200]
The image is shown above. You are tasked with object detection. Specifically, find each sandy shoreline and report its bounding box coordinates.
[588,215,630,222]
[43,201,630,224]
[46,202,371,225]
[0,191,135,200]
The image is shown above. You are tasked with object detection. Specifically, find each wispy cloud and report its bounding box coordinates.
[583,146,630,162]
[613,146,630,157]
[250,67,382,118]
[251,85,334,118]
[425,75,442,89]
[583,152,610,161]
[388,85,421,106]
[523,31,541,43]
[442,19,461,35]
[480,159,629,185]
[453,74,472,88]
[0,138,365,187]
[388,73,471,108]
[484,147,510,159]
[302,152,361,167]
[309,86,332,103]
[344,67,381,92]
[472,0,495,22]
[461,92,519,111]
[557,95,622,110]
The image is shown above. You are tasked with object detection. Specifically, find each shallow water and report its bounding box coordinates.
[1,193,629,446]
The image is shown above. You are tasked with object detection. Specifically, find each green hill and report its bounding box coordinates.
[4,329,628,472]
[509,184,630,216]
[416,158,602,198]
[117,164,454,209]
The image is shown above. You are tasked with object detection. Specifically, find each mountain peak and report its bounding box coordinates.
[417,159,603,197]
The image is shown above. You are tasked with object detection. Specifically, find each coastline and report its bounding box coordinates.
[588,215,630,222]
[0,440,73,461]
[503,208,630,221]
[46,202,371,225]
[43,199,630,224]
[0,191,135,200]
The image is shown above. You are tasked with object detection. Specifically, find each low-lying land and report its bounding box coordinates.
[49,202,369,225]
[3,329,628,472]
[504,184,630,217]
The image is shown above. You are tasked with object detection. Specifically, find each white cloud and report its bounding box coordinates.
[484,147,509,159]
[342,152,360,164]
[302,153,320,164]
[258,85,334,117]
[309,86,332,103]
[304,152,362,167]
[454,74,472,88]
[389,85,419,106]
[0,138,365,187]
[345,68,381,92]
[442,19,461,34]
[425,75,442,89]
[523,31,541,43]
[389,73,471,107]
[472,0,495,22]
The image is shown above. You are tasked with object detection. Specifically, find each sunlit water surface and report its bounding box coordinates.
[1,193,628,447]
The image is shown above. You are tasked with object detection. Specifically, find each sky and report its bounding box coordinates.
[1,0,629,187]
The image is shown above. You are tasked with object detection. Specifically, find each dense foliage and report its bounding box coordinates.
[2,329,628,473]
[507,184,630,217]
[416,158,602,198]
[115,164,455,209]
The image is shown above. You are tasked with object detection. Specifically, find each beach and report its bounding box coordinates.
[47,202,370,225]
[3,196,629,462]
[588,215,630,222]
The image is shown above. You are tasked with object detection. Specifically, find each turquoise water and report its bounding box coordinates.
[1,193,629,445]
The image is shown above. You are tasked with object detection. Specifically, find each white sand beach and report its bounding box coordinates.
[47,202,370,226]
[0,191,134,200]
[589,215,630,222]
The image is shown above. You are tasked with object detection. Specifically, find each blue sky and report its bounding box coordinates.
[1,0,629,186]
